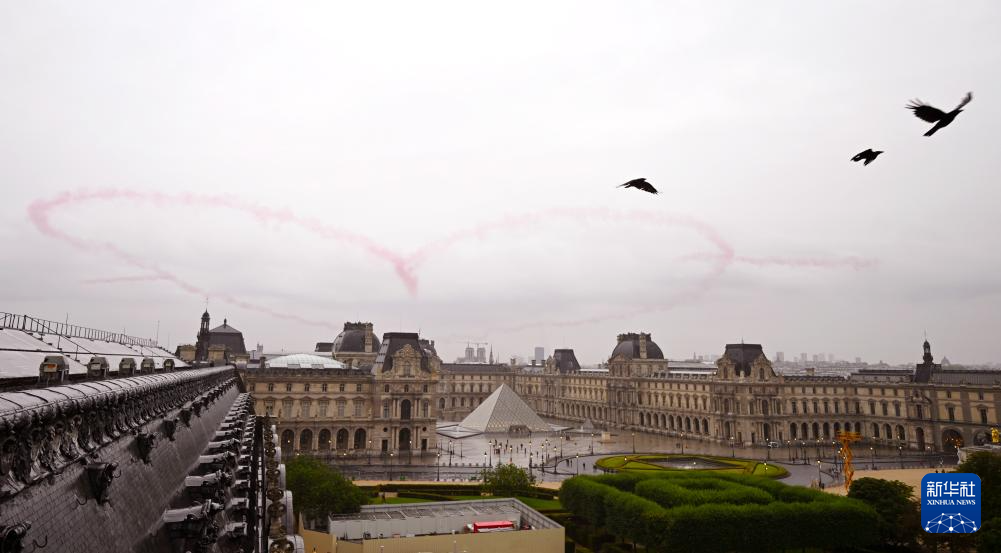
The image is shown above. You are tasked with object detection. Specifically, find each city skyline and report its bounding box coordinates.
[4,3,1001,367]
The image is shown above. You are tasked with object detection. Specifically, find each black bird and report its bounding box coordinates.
[850,149,883,166]
[906,92,973,136]
[618,178,658,194]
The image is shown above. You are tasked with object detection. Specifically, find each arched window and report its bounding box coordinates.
[299,429,313,451]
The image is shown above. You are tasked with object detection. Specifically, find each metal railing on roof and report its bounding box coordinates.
[0,312,160,349]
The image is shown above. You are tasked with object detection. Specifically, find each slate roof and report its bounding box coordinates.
[333,323,380,353]
[551,349,581,373]
[723,343,765,377]
[374,333,432,373]
[611,333,664,360]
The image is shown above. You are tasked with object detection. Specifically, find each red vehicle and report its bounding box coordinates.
[469,520,515,533]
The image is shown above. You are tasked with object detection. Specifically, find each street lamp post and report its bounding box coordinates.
[817,460,822,487]
[589,433,594,455]
[787,440,792,463]
[448,440,453,466]
[409,440,413,464]
[575,454,580,475]
[488,441,492,467]
[681,433,686,455]
[898,445,903,469]
[389,452,394,482]
[766,442,772,461]
[870,446,875,470]
[729,436,735,458]
[367,440,372,465]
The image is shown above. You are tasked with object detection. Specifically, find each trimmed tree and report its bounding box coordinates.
[484,462,536,497]
[285,455,368,525]
[847,477,921,548]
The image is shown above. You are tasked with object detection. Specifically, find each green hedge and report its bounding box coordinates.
[560,472,879,553]
[634,478,773,507]
[397,491,453,501]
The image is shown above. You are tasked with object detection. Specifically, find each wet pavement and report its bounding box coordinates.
[306,422,957,488]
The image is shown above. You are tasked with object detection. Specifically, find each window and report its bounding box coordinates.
[791,402,798,414]
[356,383,363,392]
[301,400,311,418]
[319,400,328,417]
[267,383,274,392]
[285,383,292,392]
[384,384,390,393]
[823,401,830,414]
[282,399,293,417]
[264,400,274,415]
[339,383,345,392]
[249,383,256,392]
[354,400,363,417]
[880,388,885,396]
[404,384,410,393]
[423,384,428,393]
[947,407,955,421]
[894,403,901,417]
[946,390,952,399]
[881,403,888,416]
[382,400,390,418]
[916,405,924,419]
[422,400,429,418]
[869,401,876,415]
[854,401,861,414]
[981,408,989,424]
[337,400,346,417]
[321,383,328,392]
[978,391,984,400]
[304,383,310,392]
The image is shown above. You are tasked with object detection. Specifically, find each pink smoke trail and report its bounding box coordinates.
[81,275,164,284]
[28,187,877,334]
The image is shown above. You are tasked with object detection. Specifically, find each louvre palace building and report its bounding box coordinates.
[242,321,1000,458]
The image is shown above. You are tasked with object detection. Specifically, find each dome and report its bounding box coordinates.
[333,323,380,353]
[610,333,664,360]
[265,353,347,369]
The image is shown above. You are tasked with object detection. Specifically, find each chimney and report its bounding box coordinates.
[364,323,373,353]
[639,333,648,359]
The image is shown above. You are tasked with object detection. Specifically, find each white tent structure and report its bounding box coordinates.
[459,384,552,433]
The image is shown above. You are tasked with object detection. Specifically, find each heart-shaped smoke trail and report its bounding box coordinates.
[27,187,876,333]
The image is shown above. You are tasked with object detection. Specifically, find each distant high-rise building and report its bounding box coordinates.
[812,354,820,363]
[776,351,785,362]
[476,346,486,363]
[854,356,862,364]
[828,353,835,363]
[465,344,474,360]
[800,353,808,363]
[534,347,545,363]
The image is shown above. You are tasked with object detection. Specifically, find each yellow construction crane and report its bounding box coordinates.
[836,431,862,493]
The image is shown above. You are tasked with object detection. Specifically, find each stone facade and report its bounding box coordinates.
[243,331,442,458]
[243,325,1001,457]
[515,338,1000,453]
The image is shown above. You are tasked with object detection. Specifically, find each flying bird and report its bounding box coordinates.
[906,92,973,136]
[850,149,883,166]
[618,178,658,194]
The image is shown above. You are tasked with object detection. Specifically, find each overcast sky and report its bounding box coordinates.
[3,2,1000,365]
